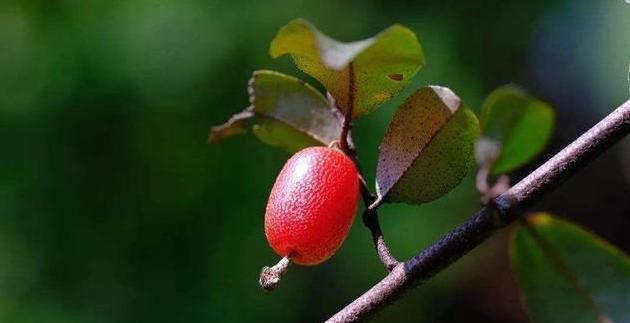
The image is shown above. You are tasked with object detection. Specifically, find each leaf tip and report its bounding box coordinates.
[208,108,255,144]
[269,18,313,59]
[429,85,461,113]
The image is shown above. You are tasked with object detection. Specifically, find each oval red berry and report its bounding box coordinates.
[264,146,360,265]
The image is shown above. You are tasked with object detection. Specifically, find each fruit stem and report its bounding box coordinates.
[259,255,293,291]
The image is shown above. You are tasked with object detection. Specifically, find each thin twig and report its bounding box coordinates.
[474,140,510,203]
[339,63,356,153]
[329,70,399,271]
[327,99,630,322]
[347,149,400,271]
[476,163,510,204]
[362,207,399,271]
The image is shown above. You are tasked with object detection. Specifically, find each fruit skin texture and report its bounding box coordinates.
[265,146,360,266]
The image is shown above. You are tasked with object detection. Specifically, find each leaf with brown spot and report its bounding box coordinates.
[209,70,341,153]
[270,18,424,117]
[388,73,404,81]
[375,86,480,205]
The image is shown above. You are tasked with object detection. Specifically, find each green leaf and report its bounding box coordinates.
[477,85,555,175]
[270,18,424,117]
[251,119,322,153]
[209,70,341,153]
[375,86,480,205]
[511,213,630,323]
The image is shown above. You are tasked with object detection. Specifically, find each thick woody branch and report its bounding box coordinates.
[327,99,630,322]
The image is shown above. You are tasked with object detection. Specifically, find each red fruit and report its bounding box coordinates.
[265,146,360,266]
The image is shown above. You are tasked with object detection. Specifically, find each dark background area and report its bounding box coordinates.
[1,0,629,322]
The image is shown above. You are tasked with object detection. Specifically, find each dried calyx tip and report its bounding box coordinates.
[259,255,292,291]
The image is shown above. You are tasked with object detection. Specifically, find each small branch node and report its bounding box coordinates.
[476,159,511,204]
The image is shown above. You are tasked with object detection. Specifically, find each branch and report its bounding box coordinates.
[360,187,399,271]
[339,63,356,153]
[475,162,510,203]
[474,140,509,202]
[348,148,399,270]
[326,99,630,322]
[330,71,399,271]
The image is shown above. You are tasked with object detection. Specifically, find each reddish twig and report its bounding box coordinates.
[338,63,356,153]
[330,66,399,271]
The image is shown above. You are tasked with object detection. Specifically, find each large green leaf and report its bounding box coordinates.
[375,86,480,205]
[209,70,341,153]
[477,85,554,175]
[270,18,424,117]
[511,213,630,323]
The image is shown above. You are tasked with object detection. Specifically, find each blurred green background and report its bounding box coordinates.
[1,0,629,322]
